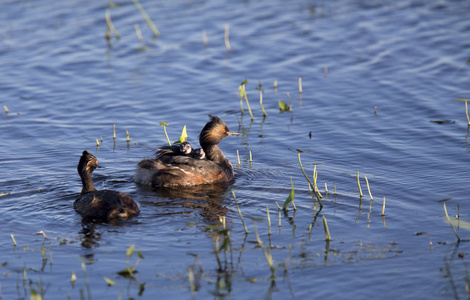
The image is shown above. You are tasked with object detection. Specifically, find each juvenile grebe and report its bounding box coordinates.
[156,141,192,157]
[192,148,205,159]
[74,151,140,220]
[135,115,240,187]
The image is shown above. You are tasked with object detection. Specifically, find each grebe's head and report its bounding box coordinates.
[199,115,240,147]
[77,150,101,174]
[179,141,192,155]
[192,148,206,159]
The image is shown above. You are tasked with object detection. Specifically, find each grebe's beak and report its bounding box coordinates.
[227,130,241,136]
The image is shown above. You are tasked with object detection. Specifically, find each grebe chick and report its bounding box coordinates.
[155,141,192,157]
[192,148,206,159]
[74,151,140,220]
[135,115,240,187]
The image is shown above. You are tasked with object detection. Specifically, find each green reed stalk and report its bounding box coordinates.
[132,0,160,37]
[456,98,470,125]
[11,234,16,246]
[240,82,254,120]
[443,201,460,241]
[160,121,171,146]
[134,23,144,43]
[466,101,470,125]
[381,197,386,216]
[236,150,241,165]
[267,207,271,235]
[126,130,130,142]
[224,23,231,51]
[232,190,248,234]
[253,221,276,280]
[313,165,323,198]
[113,124,116,140]
[364,175,373,200]
[357,171,363,198]
[322,215,331,241]
[105,8,121,39]
[212,236,222,270]
[81,262,92,300]
[296,151,323,207]
[298,77,302,94]
[259,89,267,117]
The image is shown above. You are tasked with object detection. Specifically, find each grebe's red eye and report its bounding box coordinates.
[222,128,226,133]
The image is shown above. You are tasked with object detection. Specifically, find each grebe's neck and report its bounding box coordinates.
[80,169,97,195]
[203,144,234,175]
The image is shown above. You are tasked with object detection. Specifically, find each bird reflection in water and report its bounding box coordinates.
[137,182,231,226]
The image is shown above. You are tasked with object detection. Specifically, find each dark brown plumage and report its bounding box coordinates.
[135,115,240,187]
[74,151,139,220]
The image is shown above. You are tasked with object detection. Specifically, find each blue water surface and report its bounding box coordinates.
[1,0,470,299]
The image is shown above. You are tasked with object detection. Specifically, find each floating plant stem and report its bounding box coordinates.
[381,197,386,216]
[322,215,331,241]
[70,272,77,286]
[113,124,116,140]
[0,192,10,197]
[295,150,314,190]
[298,77,303,94]
[212,235,222,270]
[11,234,16,246]
[267,207,271,235]
[260,89,267,117]
[105,8,121,39]
[81,262,92,300]
[286,92,293,106]
[456,98,470,125]
[464,100,470,125]
[224,23,231,51]
[104,277,116,286]
[253,221,276,280]
[239,80,254,120]
[357,171,363,198]
[293,149,323,207]
[443,200,460,241]
[249,150,252,163]
[96,139,100,146]
[40,248,47,262]
[334,182,337,195]
[282,177,295,211]
[4,105,9,113]
[232,190,248,234]
[132,0,160,37]
[134,23,144,43]
[364,175,373,200]
[236,150,241,165]
[313,165,323,198]
[159,121,171,146]
[325,183,328,194]
[126,130,130,142]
